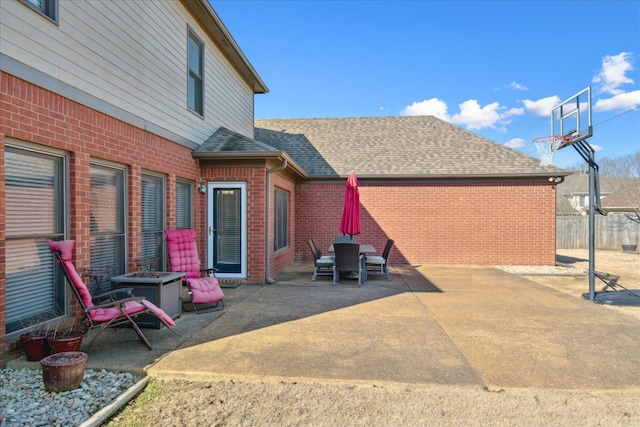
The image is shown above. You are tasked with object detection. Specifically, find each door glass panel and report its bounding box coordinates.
[216,189,240,268]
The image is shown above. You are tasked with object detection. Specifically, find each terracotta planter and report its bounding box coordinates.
[20,334,50,361]
[47,332,84,354]
[40,351,88,392]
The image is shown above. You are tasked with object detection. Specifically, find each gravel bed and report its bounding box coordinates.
[497,265,587,276]
[0,367,139,426]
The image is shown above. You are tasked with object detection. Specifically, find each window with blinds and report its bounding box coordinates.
[5,145,66,334]
[274,189,289,251]
[89,164,126,293]
[216,188,241,266]
[141,173,165,270]
[176,179,193,229]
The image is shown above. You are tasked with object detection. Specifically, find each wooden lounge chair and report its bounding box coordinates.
[47,239,180,350]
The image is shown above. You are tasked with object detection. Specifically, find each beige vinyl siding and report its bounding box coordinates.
[0,0,255,142]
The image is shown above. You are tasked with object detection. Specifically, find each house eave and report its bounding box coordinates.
[304,172,573,181]
[182,0,269,94]
[193,151,307,178]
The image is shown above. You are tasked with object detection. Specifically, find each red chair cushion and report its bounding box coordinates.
[89,300,175,326]
[165,229,201,279]
[186,277,224,304]
[47,240,94,309]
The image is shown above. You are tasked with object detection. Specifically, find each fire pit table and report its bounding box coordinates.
[111,271,184,328]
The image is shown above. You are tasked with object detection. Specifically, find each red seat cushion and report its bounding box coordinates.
[165,229,201,279]
[187,277,224,304]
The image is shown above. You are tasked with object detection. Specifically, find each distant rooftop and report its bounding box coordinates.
[255,116,568,178]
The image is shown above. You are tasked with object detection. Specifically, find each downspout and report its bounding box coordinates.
[265,157,287,284]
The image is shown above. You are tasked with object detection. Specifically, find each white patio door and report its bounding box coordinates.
[207,182,247,279]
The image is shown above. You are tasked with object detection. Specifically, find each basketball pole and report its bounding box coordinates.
[571,139,605,302]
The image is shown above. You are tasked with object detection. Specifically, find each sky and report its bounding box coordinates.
[211,0,640,169]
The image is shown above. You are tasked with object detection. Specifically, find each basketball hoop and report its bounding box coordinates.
[533,136,569,166]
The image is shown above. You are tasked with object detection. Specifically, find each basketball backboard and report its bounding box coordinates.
[551,86,592,150]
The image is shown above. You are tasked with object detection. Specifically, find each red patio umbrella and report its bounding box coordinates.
[339,171,361,238]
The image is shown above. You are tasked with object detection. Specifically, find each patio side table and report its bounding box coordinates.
[111,271,184,329]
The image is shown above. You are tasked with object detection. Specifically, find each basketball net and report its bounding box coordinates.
[533,136,568,166]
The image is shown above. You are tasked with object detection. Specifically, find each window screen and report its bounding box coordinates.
[5,146,66,334]
[141,173,165,270]
[89,164,126,293]
[274,189,289,250]
[176,180,193,229]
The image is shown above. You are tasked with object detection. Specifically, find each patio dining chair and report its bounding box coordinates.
[165,229,225,313]
[333,242,364,286]
[47,239,180,351]
[309,239,334,281]
[311,239,334,261]
[365,239,394,280]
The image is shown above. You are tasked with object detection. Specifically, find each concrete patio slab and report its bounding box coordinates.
[9,263,640,393]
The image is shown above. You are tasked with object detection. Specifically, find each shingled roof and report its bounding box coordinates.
[255,116,568,178]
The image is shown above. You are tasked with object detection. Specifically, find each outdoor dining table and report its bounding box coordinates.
[327,243,376,254]
[328,243,376,283]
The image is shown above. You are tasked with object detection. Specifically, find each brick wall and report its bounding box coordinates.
[0,74,204,352]
[200,167,268,284]
[296,180,557,266]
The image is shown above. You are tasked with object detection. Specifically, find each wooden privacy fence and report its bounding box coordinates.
[557,212,640,249]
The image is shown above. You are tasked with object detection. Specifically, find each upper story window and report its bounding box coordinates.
[20,0,58,23]
[187,29,204,116]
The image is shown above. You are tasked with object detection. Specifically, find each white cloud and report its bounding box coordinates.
[591,144,603,152]
[592,52,635,95]
[400,98,450,120]
[594,90,640,112]
[504,138,525,148]
[507,82,528,91]
[450,100,501,130]
[400,98,524,131]
[522,95,561,117]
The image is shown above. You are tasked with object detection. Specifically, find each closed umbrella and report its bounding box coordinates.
[339,171,361,238]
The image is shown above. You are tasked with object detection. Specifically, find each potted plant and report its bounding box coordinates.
[47,320,86,354]
[40,351,88,392]
[20,324,51,362]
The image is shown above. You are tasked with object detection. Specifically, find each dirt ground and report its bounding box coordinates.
[525,249,640,322]
[106,249,639,426]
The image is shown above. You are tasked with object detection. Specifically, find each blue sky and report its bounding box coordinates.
[211,1,640,169]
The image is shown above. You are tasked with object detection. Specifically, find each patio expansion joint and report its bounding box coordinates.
[410,292,490,390]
